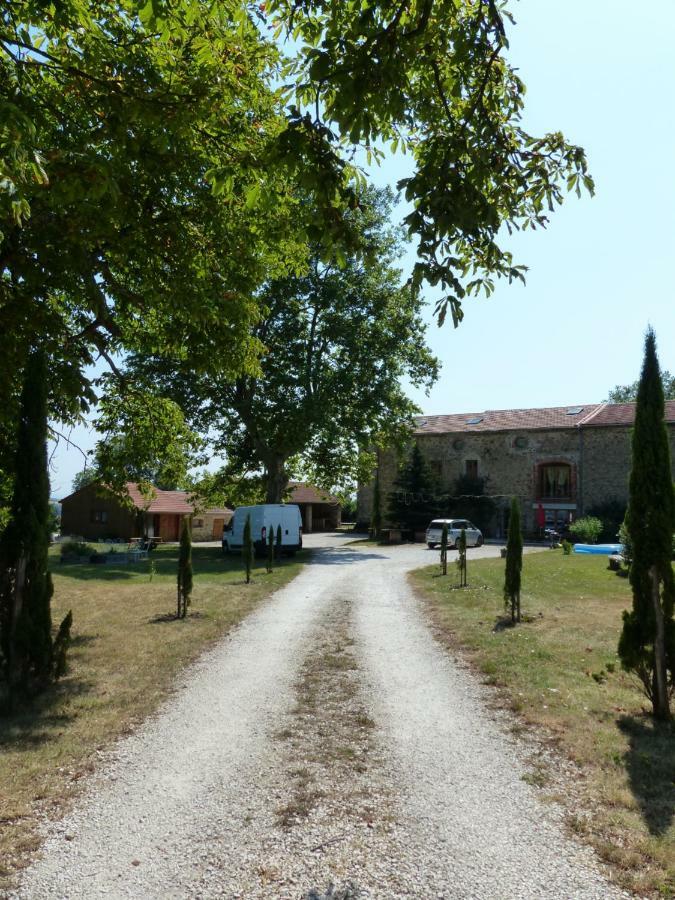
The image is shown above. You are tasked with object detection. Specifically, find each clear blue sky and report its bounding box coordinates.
[390,0,675,414]
[49,0,675,497]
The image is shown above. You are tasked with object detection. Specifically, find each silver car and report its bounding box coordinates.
[426,518,483,549]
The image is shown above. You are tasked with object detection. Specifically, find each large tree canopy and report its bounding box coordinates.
[1,0,591,518]
[2,0,592,377]
[121,188,439,501]
[0,0,308,510]
[1,0,305,393]
[266,0,593,326]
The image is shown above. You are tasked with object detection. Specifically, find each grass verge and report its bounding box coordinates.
[0,544,306,888]
[410,550,674,898]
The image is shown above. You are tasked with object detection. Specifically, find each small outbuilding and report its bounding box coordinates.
[60,481,232,542]
[190,507,233,542]
[288,482,341,533]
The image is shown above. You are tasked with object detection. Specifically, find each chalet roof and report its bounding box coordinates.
[413,402,675,435]
[60,481,232,516]
[288,482,339,506]
[125,483,195,514]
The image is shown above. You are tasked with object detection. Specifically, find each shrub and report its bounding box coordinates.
[562,540,572,556]
[267,526,274,573]
[586,499,627,543]
[618,519,633,567]
[440,523,448,575]
[456,528,467,587]
[60,540,90,557]
[569,516,603,544]
[176,516,192,619]
[503,497,522,622]
[242,514,253,584]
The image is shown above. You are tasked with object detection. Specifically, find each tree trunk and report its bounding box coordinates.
[650,565,670,720]
[8,555,27,694]
[264,457,289,504]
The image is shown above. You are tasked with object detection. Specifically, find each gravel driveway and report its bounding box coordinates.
[14,538,626,899]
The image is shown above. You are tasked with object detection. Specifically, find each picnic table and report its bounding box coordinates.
[129,537,163,551]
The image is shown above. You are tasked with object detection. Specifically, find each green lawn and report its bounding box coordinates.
[0,544,306,889]
[410,551,675,898]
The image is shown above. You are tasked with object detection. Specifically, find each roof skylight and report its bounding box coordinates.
[566,407,584,415]
[466,416,484,425]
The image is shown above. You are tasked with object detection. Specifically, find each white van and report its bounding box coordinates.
[222,504,303,556]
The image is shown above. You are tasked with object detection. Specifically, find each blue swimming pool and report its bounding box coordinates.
[573,543,623,555]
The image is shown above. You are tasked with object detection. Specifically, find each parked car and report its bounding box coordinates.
[426,518,483,549]
[222,504,303,556]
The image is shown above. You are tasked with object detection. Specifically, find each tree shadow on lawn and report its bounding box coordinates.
[56,568,138,582]
[0,677,95,752]
[617,713,675,837]
[53,546,236,582]
[148,610,206,624]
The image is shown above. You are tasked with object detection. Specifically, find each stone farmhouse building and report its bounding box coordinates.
[357,402,675,537]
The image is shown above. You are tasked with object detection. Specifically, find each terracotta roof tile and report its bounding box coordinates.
[414,405,601,434]
[581,401,675,427]
[288,482,339,505]
[125,483,194,514]
[413,401,675,435]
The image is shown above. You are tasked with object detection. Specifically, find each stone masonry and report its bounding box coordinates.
[357,402,675,537]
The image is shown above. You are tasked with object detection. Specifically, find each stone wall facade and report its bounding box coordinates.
[357,422,675,537]
[580,426,675,512]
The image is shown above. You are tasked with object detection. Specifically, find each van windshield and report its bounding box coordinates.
[429,521,446,528]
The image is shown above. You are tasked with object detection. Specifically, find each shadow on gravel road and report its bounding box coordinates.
[309,548,387,565]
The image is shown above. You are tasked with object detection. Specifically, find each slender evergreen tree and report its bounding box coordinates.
[440,523,448,575]
[0,351,70,707]
[504,497,523,623]
[457,528,467,587]
[242,514,254,584]
[370,469,382,540]
[176,516,193,619]
[276,523,282,561]
[618,329,675,720]
[267,526,275,573]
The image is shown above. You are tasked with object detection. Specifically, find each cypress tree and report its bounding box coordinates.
[504,497,523,623]
[176,516,193,619]
[0,351,66,706]
[456,528,468,587]
[242,514,254,584]
[618,329,675,720]
[276,523,282,561]
[440,522,448,575]
[267,526,274,573]
[371,469,382,540]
